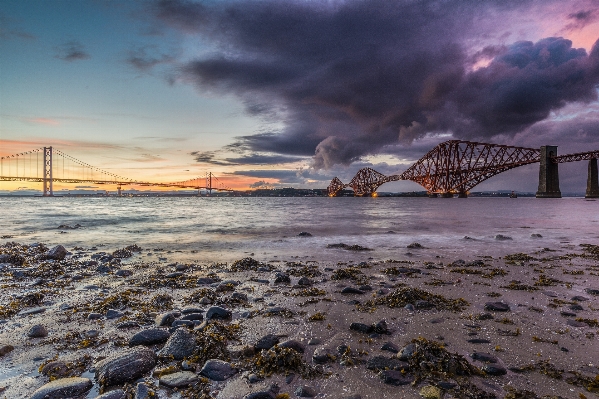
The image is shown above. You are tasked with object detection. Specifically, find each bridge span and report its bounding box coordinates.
[0,147,231,196]
[328,141,599,198]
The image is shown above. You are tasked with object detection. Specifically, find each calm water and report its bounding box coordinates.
[2,196,599,262]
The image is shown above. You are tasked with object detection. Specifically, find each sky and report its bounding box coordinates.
[1,0,599,194]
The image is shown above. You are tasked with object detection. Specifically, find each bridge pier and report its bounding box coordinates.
[42,147,53,197]
[428,193,438,198]
[586,158,599,198]
[457,191,468,198]
[536,145,561,198]
[440,192,453,198]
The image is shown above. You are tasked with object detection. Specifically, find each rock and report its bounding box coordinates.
[585,288,599,296]
[278,339,305,353]
[374,319,390,334]
[30,377,92,399]
[172,320,195,328]
[295,385,317,397]
[397,343,416,361]
[312,347,334,364]
[341,287,364,294]
[482,364,507,376]
[381,342,399,353]
[350,322,373,334]
[200,359,237,381]
[531,233,543,238]
[567,319,588,327]
[206,306,231,320]
[197,277,219,285]
[495,234,512,240]
[484,301,510,312]
[88,312,102,320]
[366,355,409,371]
[116,321,139,329]
[134,382,154,399]
[115,269,133,277]
[274,272,291,284]
[155,311,179,327]
[379,370,413,385]
[468,338,491,344]
[247,373,262,383]
[572,296,589,301]
[415,300,432,309]
[94,389,126,399]
[106,309,124,319]
[297,277,312,286]
[243,392,275,399]
[404,303,415,312]
[46,245,67,260]
[129,328,171,347]
[95,347,156,387]
[231,292,248,302]
[419,385,443,399]
[159,371,199,388]
[298,232,312,237]
[407,242,423,249]
[157,328,196,360]
[1,343,15,356]
[471,352,498,363]
[18,307,46,316]
[569,304,584,311]
[182,307,203,314]
[40,361,69,378]
[27,324,48,338]
[181,312,204,321]
[255,334,280,350]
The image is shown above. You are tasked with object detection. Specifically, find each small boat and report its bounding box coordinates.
[509,191,517,198]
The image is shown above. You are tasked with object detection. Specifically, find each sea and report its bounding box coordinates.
[2,196,599,263]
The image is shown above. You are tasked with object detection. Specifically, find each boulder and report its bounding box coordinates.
[46,245,68,260]
[27,324,48,338]
[200,359,237,381]
[30,377,92,399]
[157,328,196,360]
[129,328,171,347]
[94,347,156,387]
[159,371,199,388]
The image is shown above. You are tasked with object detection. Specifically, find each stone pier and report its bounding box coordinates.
[586,158,599,198]
[536,145,561,198]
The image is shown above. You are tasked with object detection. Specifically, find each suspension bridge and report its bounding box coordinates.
[0,147,231,196]
[328,141,599,198]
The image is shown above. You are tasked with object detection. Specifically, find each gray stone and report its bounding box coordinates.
[0,343,14,356]
[243,393,275,399]
[297,277,312,286]
[200,359,237,381]
[381,341,399,353]
[379,370,413,385]
[205,306,231,320]
[585,288,599,296]
[484,301,510,312]
[341,287,364,295]
[255,333,280,350]
[482,364,507,376]
[88,312,102,320]
[366,355,409,371]
[159,371,199,388]
[106,309,124,319]
[95,347,156,387]
[567,319,588,327]
[46,245,68,261]
[471,352,498,363]
[115,269,133,277]
[157,328,196,360]
[18,307,46,316]
[27,324,48,338]
[349,322,373,334]
[94,390,126,399]
[172,320,195,328]
[134,382,154,399]
[397,343,416,361]
[30,377,92,399]
[278,339,305,353]
[274,272,291,284]
[312,347,334,364]
[295,385,317,397]
[298,232,312,237]
[155,311,179,326]
[181,313,204,321]
[182,307,203,314]
[129,328,171,347]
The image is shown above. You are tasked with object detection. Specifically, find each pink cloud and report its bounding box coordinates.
[28,117,60,126]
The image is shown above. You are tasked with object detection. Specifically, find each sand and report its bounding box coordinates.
[1,240,599,399]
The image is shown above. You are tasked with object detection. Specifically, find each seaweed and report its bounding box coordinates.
[252,346,323,378]
[365,287,469,312]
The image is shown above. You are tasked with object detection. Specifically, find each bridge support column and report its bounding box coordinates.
[536,145,561,198]
[586,158,599,198]
[42,147,53,197]
[457,192,468,198]
[117,185,122,196]
[428,193,438,198]
[440,192,453,198]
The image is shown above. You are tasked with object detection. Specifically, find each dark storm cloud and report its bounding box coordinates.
[191,150,305,165]
[55,41,90,62]
[564,9,598,30]
[157,0,599,168]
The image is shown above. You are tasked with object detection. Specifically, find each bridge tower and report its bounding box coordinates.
[536,145,561,198]
[42,147,53,197]
[586,158,599,198]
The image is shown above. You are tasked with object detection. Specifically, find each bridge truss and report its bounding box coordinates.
[328,140,598,196]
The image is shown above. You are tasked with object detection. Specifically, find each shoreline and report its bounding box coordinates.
[1,240,599,399]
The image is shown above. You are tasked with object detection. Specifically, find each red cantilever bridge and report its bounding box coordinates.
[328,140,599,198]
[0,147,231,196]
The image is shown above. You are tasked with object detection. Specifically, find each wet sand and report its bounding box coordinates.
[1,239,599,399]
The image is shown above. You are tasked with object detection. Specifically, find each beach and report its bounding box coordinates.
[1,230,599,398]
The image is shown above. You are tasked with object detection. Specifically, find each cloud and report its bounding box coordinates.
[126,45,176,71]
[564,9,598,31]
[190,150,306,165]
[156,0,599,169]
[27,117,60,126]
[0,14,35,40]
[74,185,99,189]
[55,41,90,62]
